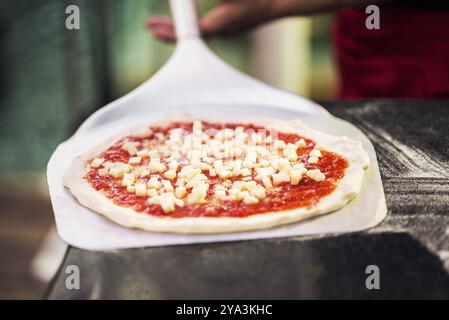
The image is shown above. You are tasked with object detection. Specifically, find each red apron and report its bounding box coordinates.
[333,5,449,98]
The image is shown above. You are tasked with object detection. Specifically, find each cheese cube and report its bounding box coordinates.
[139,169,150,178]
[237,191,249,201]
[135,183,147,196]
[274,140,286,150]
[255,167,275,176]
[245,151,257,163]
[306,169,325,182]
[90,158,105,168]
[270,159,280,171]
[218,170,232,179]
[250,185,266,199]
[149,150,160,160]
[159,194,175,213]
[146,188,158,197]
[244,181,257,190]
[178,166,201,179]
[168,160,179,171]
[137,149,149,158]
[232,181,246,190]
[310,149,322,158]
[124,173,135,183]
[213,160,223,172]
[243,195,259,204]
[278,159,292,173]
[134,128,153,138]
[126,186,135,193]
[175,178,186,187]
[147,177,162,189]
[102,161,115,169]
[287,152,298,162]
[230,147,243,157]
[262,176,273,189]
[121,178,133,187]
[122,142,138,156]
[164,170,177,180]
[290,169,302,185]
[295,139,306,148]
[272,173,290,186]
[187,183,208,204]
[175,186,187,199]
[193,120,202,135]
[147,196,160,205]
[109,167,125,178]
[241,168,251,177]
[148,161,166,173]
[161,180,174,193]
[174,198,185,207]
[128,156,142,165]
[214,190,227,200]
[308,156,319,164]
[98,168,109,176]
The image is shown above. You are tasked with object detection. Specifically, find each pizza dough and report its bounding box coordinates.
[63,116,369,234]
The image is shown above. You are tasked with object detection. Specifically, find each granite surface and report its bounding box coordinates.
[47,100,449,299]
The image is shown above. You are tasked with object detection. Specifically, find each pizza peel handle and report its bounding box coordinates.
[169,0,200,40]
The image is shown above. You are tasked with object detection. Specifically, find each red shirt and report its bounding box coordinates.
[333,4,449,98]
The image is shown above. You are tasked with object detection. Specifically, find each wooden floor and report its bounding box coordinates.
[0,193,54,299]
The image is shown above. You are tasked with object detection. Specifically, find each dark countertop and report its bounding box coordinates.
[46,100,449,299]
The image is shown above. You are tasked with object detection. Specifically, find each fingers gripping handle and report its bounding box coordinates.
[169,0,200,40]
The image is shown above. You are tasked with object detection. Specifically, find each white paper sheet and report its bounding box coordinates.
[47,112,386,251]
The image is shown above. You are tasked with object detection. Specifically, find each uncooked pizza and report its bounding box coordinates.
[63,117,369,233]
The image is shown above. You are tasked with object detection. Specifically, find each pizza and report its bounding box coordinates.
[63,117,369,234]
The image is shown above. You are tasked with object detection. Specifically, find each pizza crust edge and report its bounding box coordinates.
[62,118,370,234]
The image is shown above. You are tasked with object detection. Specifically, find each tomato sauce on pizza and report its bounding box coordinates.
[84,121,348,218]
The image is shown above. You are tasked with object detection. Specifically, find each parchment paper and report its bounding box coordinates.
[47,112,386,251]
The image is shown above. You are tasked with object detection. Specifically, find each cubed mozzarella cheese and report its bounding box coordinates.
[290,169,302,185]
[90,158,105,168]
[137,149,149,158]
[272,173,290,185]
[175,186,187,199]
[243,195,259,204]
[164,170,177,180]
[122,142,138,156]
[295,139,306,148]
[262,176,273,189]
[147,177,162,189]
[98,168,109,176]
[135,183,147,196]
[148,161,166,173]
[109,167,125,178]
[308,156,319,164]
[128,156,142,165]
[306,169,325,182]
[159,193,175,213]
[309,149,322,158]
[161,180,174,193]
[214,189,227,200]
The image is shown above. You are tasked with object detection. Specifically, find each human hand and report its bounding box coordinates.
[146,0,286,42]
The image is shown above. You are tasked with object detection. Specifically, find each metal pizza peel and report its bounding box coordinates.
[47,0,386,250]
